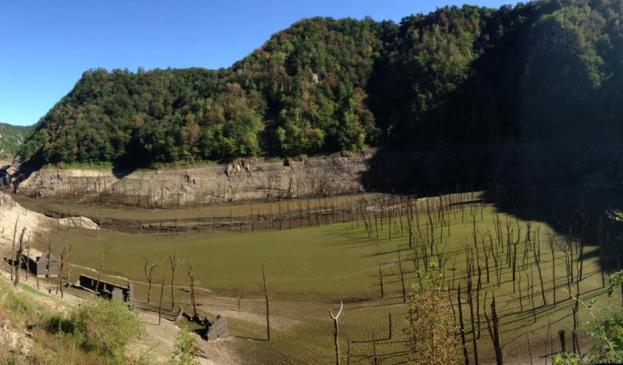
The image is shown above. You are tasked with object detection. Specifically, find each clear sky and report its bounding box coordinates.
[0,0,517,126]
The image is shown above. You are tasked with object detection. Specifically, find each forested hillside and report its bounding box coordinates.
[0,123,31,159]
[19,0,623,169]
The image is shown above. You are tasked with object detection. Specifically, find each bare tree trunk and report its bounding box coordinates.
[46,239,52,284]
[10,217,19,282]
[93,252,105,298]
[188,263,198,318]
[13,228,26,287]
[144,256,158,304]
[330,301,344,365]
[458,286,469,365]
[398,251,406,304]
[533,244,546,306]
[262,264,270,341]
[484,295,503,365]
[549,238,556,304]
[476,266,482,339]
[58,244,71,299]
[468,275,479,365]
[378,261,384,299]
[169,251,177,310]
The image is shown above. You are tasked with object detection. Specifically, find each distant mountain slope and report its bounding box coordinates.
[0,123,31,160]
[18,0,623,177]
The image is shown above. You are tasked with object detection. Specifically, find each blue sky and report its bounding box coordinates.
[0,0,517,126]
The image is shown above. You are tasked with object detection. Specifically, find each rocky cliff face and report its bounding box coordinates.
[10,152,372,207]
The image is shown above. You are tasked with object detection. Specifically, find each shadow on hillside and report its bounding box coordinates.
[111,163,135,179]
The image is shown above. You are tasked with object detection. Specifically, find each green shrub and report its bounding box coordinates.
[554,271,623,364]
[172,326,200,365]
[70,299,143,361]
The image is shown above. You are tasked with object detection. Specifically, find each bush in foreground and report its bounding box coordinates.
[66,299,142,361]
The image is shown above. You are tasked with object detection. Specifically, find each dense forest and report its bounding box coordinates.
[18,0,623,169]
[0,123,31,160]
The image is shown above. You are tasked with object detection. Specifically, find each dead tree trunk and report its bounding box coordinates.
[549,237,556,304]
[458,285,469,365]
[169,251,177,310]
[398,251,406,303]
[484,295,503,365]
[378,261,384,299]
[188,263,198,318]
[468,275,479,365]
[143,256,158,304]
[262,264,270,341]
[10,217,19,282]
[93,252,105,298]
[13,228,26,288]
[330,301,344,365]
[46,239,52,284]
[533,245,546,306]
[58,244,71,299]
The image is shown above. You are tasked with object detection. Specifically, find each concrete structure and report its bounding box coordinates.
[78,274,133,303]
[3,248,57,278]
[23,248,58,277]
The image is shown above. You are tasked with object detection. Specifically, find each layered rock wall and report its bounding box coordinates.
[12,152,372,207]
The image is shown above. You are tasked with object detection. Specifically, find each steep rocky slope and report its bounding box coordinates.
[0,192,97,256]
[11,151,371,207]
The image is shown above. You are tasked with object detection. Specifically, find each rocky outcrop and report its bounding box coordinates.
[0,321,33,356]
[11,152,372,207]
[0,192,98,253]
[58,216,100,230]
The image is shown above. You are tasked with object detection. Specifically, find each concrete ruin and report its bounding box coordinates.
[78,274,133,303]
[22,248,57,277]
[178,309,229,341]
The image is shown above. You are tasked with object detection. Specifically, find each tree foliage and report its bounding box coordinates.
[171,326,200,365]
[404,264,461,365]
[19,0,623,167]
[0,123,31,160]
[554,271,623,364]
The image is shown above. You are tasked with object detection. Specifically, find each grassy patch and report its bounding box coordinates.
[40,199,614,364]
